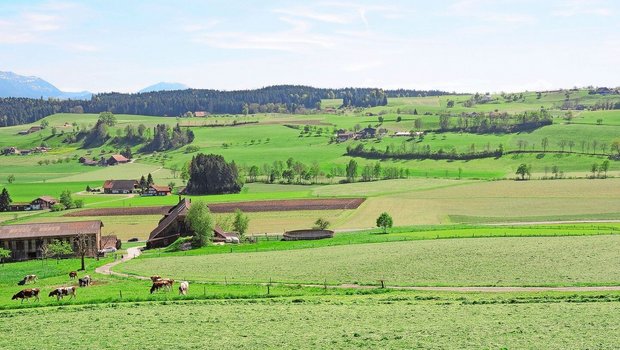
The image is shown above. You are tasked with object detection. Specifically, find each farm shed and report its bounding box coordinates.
[100,235,121,250]
[146,199,238,248]
[107,154,130,165]
[0,220,103,261]
[103,180,139,194]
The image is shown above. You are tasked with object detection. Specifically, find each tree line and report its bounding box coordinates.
[0,86,450,127]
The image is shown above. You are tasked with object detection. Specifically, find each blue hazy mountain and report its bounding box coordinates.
[139,82,190,93]
[0,71,91,99]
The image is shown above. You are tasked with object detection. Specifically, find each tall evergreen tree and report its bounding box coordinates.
[186,153,242,195]
[147,173,154,186]
[0,188,12,212]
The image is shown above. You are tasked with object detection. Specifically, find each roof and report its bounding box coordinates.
[147,199,191,242]
[103,180,138,190]
[35,196,57,204]
[213,226,238,239]
[109,154,129,162]
[150,185,171,192]
[0,220,103,240]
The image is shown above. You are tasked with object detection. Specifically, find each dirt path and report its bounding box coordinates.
[95,246,149,280]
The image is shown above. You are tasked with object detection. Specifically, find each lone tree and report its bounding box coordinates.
[74,232,92,271]
[346,159,358,183]
[60,190,74,209]
[313,218,331,230]
[233,209,250,238]
[185,200,213,247]
[376,212,393,233]
[47,239,74,263]
[147,173,154,186]
[185,153,242,195]
[516,163,530,180]
[0,188,12,212]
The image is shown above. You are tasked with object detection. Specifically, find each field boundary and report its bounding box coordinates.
[64,197,366,216]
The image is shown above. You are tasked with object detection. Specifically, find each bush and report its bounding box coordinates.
[74,199,84,208]
[51,204,65,212]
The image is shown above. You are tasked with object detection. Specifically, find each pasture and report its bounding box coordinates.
[120,234,620,287]
[1,296,619,349]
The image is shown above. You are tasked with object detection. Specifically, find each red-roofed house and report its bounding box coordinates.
[143,185,172,196]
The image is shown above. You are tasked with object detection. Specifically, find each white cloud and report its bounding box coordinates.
[552,0,612,17]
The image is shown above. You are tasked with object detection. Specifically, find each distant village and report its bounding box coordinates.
[335,127,424,143]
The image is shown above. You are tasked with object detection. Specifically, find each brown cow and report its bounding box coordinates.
[150,280,168,294]
[69,271,78,280]
[150,275,162,282]
[12,288,40,303]
[49,286,77,301]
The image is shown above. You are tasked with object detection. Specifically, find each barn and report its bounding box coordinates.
[0,220,103,261]
[107,154,130,165]
[146,199,238,248]
[143,185,171,196]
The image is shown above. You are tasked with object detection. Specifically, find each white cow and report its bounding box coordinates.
[178,281,189,295]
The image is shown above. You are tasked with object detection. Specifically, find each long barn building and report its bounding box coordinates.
[0,220,103,261]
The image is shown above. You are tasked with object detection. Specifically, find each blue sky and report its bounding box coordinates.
[1,0,618,93]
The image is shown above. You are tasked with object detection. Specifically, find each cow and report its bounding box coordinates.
[69,271,78,280]
[79,275,91,287]
[162,278,174,291]
[12,288,40,303]
[17,274,37,286]
[178,281,189,295]
[150,275,162,282]
[150,280,168,294]
[49,286,77,301]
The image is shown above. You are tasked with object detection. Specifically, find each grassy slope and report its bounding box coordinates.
[1,296,619,349]
[120,234,620,287]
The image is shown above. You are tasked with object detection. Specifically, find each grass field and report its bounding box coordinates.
[120,234,620,287]
[1,296,619,349]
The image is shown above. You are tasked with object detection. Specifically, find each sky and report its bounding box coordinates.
[0,0,619,93]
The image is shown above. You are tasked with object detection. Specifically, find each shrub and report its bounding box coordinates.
[51,204,65,212]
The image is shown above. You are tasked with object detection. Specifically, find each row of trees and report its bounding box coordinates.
[516,160,611,180]
[141,124,195,152]
[437,110,553,134]
[346,143,504,162]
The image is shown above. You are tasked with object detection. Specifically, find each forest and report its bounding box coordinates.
[0,86,451,126]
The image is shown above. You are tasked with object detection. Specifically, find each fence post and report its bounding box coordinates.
[203,285,206,297]
[380,280,385,289]
[119,290,123,299]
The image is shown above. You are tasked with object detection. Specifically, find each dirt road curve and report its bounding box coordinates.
[95,246,149,280]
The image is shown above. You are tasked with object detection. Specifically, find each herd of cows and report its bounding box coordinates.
[10,272,190,303]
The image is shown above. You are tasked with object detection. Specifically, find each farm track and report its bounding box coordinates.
[66,197,366,217]
[102,248,620,293]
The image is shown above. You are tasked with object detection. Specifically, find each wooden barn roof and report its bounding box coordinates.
[147,198,191,242]
[0,220,103,240]
[103,179,138,190]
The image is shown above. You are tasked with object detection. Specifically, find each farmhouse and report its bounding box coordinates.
[143,185,171,196]
[336,130,355,142]
[356,127,376,139]
[103,179,139,194]
[392,131,412,137]
[107,154,130,165]
[8,196,58,211]
[146,198,238,248]
[30,196,58,210]
[17,126,43,135]
[0,220,103,261]
[194,111,207,117]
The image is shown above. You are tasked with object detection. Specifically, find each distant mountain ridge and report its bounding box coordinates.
[139,82,189,93]
[0,71,91,100]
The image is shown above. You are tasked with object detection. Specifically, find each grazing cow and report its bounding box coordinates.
[12,288,40,303]
[49,286,77,301]
[17,274,38,286]
[178,281,189,295]
[150,280,168,294]
[69,271,78,280]
[150,275,162,282]
[162,279,174,291]
[79,275,91,287]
